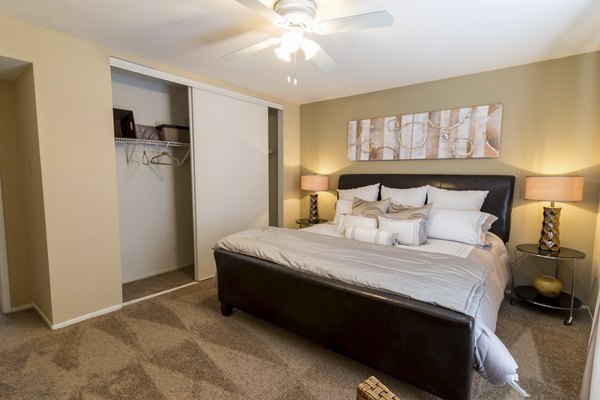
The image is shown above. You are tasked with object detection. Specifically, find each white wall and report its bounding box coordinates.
[112,70,194,282]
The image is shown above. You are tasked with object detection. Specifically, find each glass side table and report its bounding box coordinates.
[511,243,585,326]
[295,218,328,228]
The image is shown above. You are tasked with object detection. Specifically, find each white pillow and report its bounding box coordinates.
[380,185,429,207]
[378,216,427,246]
[332,199,354,224]
[336,214,377,234]
[427,209,498,246]
[427,186,489,210]
[345,226,395,246]
[337,183,380,201]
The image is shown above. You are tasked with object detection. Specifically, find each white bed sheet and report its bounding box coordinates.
[302,223,509,331]
[301,224,525,393]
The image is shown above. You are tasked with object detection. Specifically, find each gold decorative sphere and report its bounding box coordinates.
[533,275,562,297]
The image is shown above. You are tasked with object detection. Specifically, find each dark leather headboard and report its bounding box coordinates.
[338,174,515,243]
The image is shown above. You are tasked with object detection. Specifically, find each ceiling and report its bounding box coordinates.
[0,0,598,104]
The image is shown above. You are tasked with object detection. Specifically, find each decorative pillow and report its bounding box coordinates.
[386,203,432,220]
[427,209,498,246]
[352,197,390,220]
[336,214,377,234]
[332,199,354,224]
[427,186,489,210]
[337,183,380,201]
[380,185,429,207]
[378,216,427,246]
[344,226,395,246]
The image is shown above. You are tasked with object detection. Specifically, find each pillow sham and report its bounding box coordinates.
[378,217,427,246]
[336,214,377,234]
[427,186,489,210]
[337,183,380,201]
[386,203,432,220]
[332,199,354,224]
[344,226,395,246]
[352,197,390,220]
[380,185,429,207]
[427,209,498,246]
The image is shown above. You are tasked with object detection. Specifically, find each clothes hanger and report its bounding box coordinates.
[141,150,149,165]
[150,150,181,167]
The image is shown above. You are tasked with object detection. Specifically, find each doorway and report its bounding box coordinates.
[0,177,11,313]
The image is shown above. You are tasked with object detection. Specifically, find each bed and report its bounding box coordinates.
[214,174,517,400]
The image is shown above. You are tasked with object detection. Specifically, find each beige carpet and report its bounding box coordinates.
[122,266,195,303]
[0,280,591,399]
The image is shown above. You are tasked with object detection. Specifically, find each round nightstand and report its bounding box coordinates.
[295,218,328,228]
[511,243,585,325]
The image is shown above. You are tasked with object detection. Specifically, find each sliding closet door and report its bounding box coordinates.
[191,88,269,279]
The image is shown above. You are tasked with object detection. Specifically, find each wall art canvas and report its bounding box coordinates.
[347,103,503,161]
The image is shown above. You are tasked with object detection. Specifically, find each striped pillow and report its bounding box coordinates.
[344,226,395,246]
[386,203,432,221]
[379,217,427,246]
[351,197,390,220]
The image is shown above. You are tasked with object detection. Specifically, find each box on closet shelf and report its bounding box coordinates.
[156,124,190,143]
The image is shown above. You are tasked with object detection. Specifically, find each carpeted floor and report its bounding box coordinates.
[122,266,195,303]
[0,280,591,399]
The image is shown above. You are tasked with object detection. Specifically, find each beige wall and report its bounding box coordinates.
[0,14,300,325]
[0,79,32,307]
[300,51,600,307]
[13,66,53,319]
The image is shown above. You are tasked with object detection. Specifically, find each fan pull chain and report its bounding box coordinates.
[287,52,298,85]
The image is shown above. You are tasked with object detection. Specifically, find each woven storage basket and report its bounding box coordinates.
[357,376,400,400]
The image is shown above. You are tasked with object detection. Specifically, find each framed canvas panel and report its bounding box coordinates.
[348,103,503,161]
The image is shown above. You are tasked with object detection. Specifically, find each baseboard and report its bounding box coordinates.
[50,303,123,330]
[11,303,33,312]
[32,303,53,329]
[121,264,194,284]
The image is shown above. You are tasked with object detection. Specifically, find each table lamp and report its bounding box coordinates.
[524,176,584,252]
[301,174,329,223]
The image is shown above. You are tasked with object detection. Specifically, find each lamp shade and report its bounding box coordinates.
[524,176,584,202]
[301,174,329,191]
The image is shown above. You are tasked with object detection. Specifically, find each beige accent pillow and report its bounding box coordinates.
[386,203,432,220]
[352,197,390,220]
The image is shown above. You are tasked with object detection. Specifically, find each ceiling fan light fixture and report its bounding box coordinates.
[300,37,319,60]
[274,46,291,62]
[274,29,303,62]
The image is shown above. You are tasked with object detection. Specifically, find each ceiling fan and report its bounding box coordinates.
[223,0,394,73]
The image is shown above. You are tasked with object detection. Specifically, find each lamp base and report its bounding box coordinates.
[308,193,320,223]
[538,206,561,252]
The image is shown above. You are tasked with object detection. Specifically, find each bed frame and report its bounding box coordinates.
[214,174,515,400]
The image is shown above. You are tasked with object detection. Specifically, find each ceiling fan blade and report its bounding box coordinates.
[233,0,281,21]
[222,38,279,61]
[319,10,394,34]
[311,47,337,72]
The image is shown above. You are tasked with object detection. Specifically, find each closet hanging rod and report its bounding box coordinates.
[114,137,190,148]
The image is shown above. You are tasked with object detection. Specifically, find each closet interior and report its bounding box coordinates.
[111,67,196,303]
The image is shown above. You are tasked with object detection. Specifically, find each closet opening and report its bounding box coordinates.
[268,107,282,227]
[111,67,196,303]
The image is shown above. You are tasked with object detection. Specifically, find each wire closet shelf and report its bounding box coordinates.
[114,137,191,166]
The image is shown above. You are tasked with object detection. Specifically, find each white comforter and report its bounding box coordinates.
[215,226,526,395]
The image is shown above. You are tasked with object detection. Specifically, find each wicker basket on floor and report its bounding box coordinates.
[357,376,400,400]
